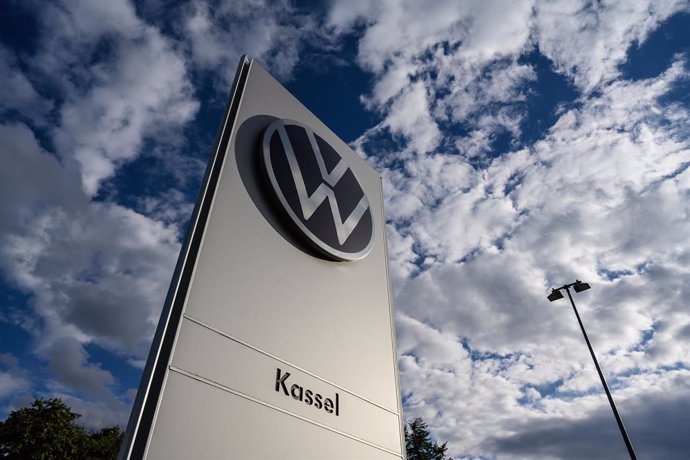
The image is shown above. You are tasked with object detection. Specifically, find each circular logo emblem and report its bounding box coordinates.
[262,119,374,261]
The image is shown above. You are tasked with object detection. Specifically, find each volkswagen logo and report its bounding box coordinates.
[262,119,374,261]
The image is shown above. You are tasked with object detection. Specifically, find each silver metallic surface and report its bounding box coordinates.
[147,372,401,459]
[125,58,405,458]
[119,56,253,460]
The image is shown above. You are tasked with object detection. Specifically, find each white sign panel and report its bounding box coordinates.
[120,56,405,459]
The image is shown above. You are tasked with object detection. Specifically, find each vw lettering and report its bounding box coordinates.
[262,119,374,261]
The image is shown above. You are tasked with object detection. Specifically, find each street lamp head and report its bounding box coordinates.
[573,280,591,293]
[547,289,564,302]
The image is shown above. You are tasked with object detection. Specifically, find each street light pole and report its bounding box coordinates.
[548,281,637,460]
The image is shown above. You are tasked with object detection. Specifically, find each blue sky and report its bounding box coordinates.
[1,0,690,458]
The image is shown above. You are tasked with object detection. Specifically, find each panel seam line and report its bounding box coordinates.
[169,366,402,457]
[183,313,400,416]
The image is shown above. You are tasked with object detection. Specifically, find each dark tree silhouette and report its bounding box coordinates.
[85,426,124,459]
[0,397,122,460]
[405,417,453,460]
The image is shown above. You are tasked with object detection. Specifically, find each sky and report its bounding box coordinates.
[1,0,690,458]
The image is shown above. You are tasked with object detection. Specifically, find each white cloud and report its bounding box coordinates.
[489,369,690,459]
[181,0,317,84]
[331,0,538,159]
[534,0,689,92]
[0,355,28,401]
[383,81,441,154]
[0,373,26,400]
[62,393,133,430]
[325,1,690,456]
[45,337,115,398]
[29,0,199,195]
[0,0,324,431]
[1,0,689,452]
[331,0,533,73]
[0,122,180,423]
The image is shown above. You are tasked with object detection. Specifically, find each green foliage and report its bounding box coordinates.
[0,397,123,460]
[405,417,453,460]
[0,398,87,459]
[85,426,124,460]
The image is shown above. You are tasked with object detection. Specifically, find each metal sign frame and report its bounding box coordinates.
[119,55,405,459]
[119,56,251,460]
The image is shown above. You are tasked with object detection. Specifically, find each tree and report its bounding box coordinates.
[86,426,124,460]
[0,398,87,459]
[405,417,453,460]
[0,397,123,460]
